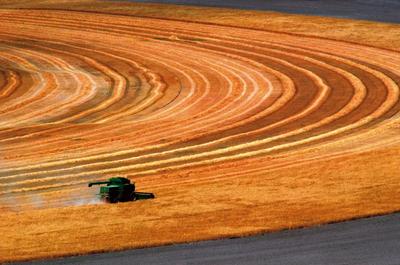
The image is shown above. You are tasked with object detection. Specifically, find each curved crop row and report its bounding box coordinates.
[0,9,399,209]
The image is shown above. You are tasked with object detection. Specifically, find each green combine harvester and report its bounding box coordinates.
[88,177,154,203]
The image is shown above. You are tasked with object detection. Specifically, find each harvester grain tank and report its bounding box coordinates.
[88,177,154,203]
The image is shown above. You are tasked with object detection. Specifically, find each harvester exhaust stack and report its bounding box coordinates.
[88,177,154,203]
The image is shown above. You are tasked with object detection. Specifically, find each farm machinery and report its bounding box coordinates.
[88,177,154,203]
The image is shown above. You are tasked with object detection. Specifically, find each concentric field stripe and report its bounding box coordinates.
[0,9,399,209]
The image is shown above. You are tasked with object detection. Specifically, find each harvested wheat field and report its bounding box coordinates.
[1,0,400,262]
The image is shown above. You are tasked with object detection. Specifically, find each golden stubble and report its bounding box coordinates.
[0,0,400,262]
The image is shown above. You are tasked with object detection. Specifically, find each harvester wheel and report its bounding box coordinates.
[108,196,118,203]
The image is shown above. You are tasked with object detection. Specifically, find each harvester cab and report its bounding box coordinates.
[88,177,154,203]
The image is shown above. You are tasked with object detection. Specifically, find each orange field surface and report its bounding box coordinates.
[1,0,400,262]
